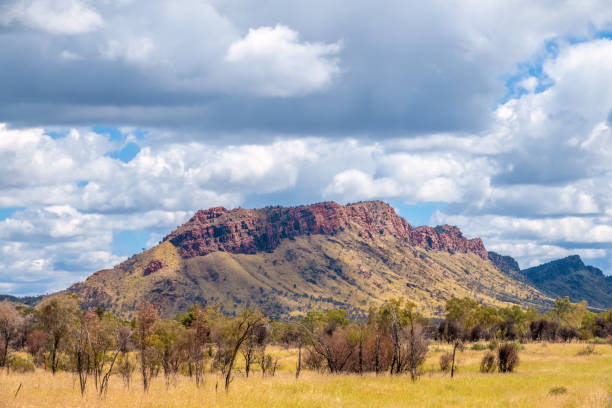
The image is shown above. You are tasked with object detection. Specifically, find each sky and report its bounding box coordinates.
[1,0,612,295]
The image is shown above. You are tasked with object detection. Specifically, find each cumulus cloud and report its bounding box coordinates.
[225,25,342,96]
[2,1,612,294]
[1,0,103,34]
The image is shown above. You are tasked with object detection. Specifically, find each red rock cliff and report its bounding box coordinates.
[164,201,488,259]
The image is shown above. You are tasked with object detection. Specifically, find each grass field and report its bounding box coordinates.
[1,343,611,408]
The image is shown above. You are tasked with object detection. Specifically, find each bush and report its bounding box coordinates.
[576,344,597,356]
[469,325,488,342]
[439,352,453,373]
[471,343,487,351]
[488,339,499,350]
[588,337,608,345]
[7,352,36,373]
[549,386,567,395]
[479,352,496,373]
[497,343,519,373]
[559,326,579,342]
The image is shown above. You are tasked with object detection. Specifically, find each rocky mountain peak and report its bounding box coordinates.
[163,200,488,260]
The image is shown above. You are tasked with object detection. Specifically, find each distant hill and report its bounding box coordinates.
[0,294,43,307]
[520,255,612,310]
[68,201,551,318]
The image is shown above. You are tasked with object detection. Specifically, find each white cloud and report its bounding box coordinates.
[100,36,155,64]
[1,0,103,34]
[225,25,342,96]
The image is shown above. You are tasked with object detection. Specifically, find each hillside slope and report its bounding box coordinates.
[520,255,612,310]
[69,201,551,318]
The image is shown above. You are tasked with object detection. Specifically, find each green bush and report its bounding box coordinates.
[588,337,608,345]
[471,343,487,351]
[7,352,36,373]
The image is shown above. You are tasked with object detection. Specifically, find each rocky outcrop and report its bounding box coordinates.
[165,201,488,259]
[488,251,523,281]
[410,225,488,259]
[143,260,164,276]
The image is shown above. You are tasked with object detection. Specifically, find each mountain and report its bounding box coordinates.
[0,294,43,307]
[488,251,523,281]
[520,255,612,310]
[69,201,551,318]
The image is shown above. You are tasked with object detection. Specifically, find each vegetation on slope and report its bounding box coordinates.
[521,255,612,310]
[70,226,551,319]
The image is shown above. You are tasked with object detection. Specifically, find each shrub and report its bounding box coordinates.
[469,325,488,342]
[479,352,496,373]
[588,337,608,345]
[7,352,36,373]
[439,352,453,373]
[488,339,499,350]
[576,344,597,356]
[559,326,579,342]
[497,343,519,373]
[549,386,567,395]
[471,343,487,351]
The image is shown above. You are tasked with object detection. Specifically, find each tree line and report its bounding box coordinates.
[0,294,610,396]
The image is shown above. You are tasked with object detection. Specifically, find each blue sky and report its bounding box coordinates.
[1,0,612,295]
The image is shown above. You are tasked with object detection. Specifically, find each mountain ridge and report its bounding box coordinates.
[164,201,488,259]
[519,255,612,310]
[67,201,552,318]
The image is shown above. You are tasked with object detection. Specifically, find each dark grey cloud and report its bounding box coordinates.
[6,0,605,135]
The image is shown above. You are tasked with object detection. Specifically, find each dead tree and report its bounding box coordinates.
[223,310,265,392]
[99,326,132,397]
[136,303,158,392]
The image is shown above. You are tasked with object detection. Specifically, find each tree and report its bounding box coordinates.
[0,300,24,369]
[379,298,428,378]
[152,319,185,388]
[222,309,265,392]
[99,326,132,397]
[450,339,464,378]
[73,311,90,396]
[36,294,80,374]
[135,302,158,392]
[445,297,480,334]
[82,310,117,391]
[300,309,354,374]
[240,324,267,378]
[403,303,428,381]
[183,303,210,387]
[280,323,305,379]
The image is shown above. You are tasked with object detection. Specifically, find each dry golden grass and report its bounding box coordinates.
[1,343,610,408]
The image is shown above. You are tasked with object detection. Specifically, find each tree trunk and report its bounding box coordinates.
[375,335,380,375]
[51,336,60,375]
[141,346,149,392]
[450,343,457,378]
[358,335,363,375]
[296,344,302,380]
[100,350,120,397]
[1,333,8,369]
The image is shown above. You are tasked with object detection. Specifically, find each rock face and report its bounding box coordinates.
[488,251,522,280]
[521,255,612,310]
[165,201,488,260]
